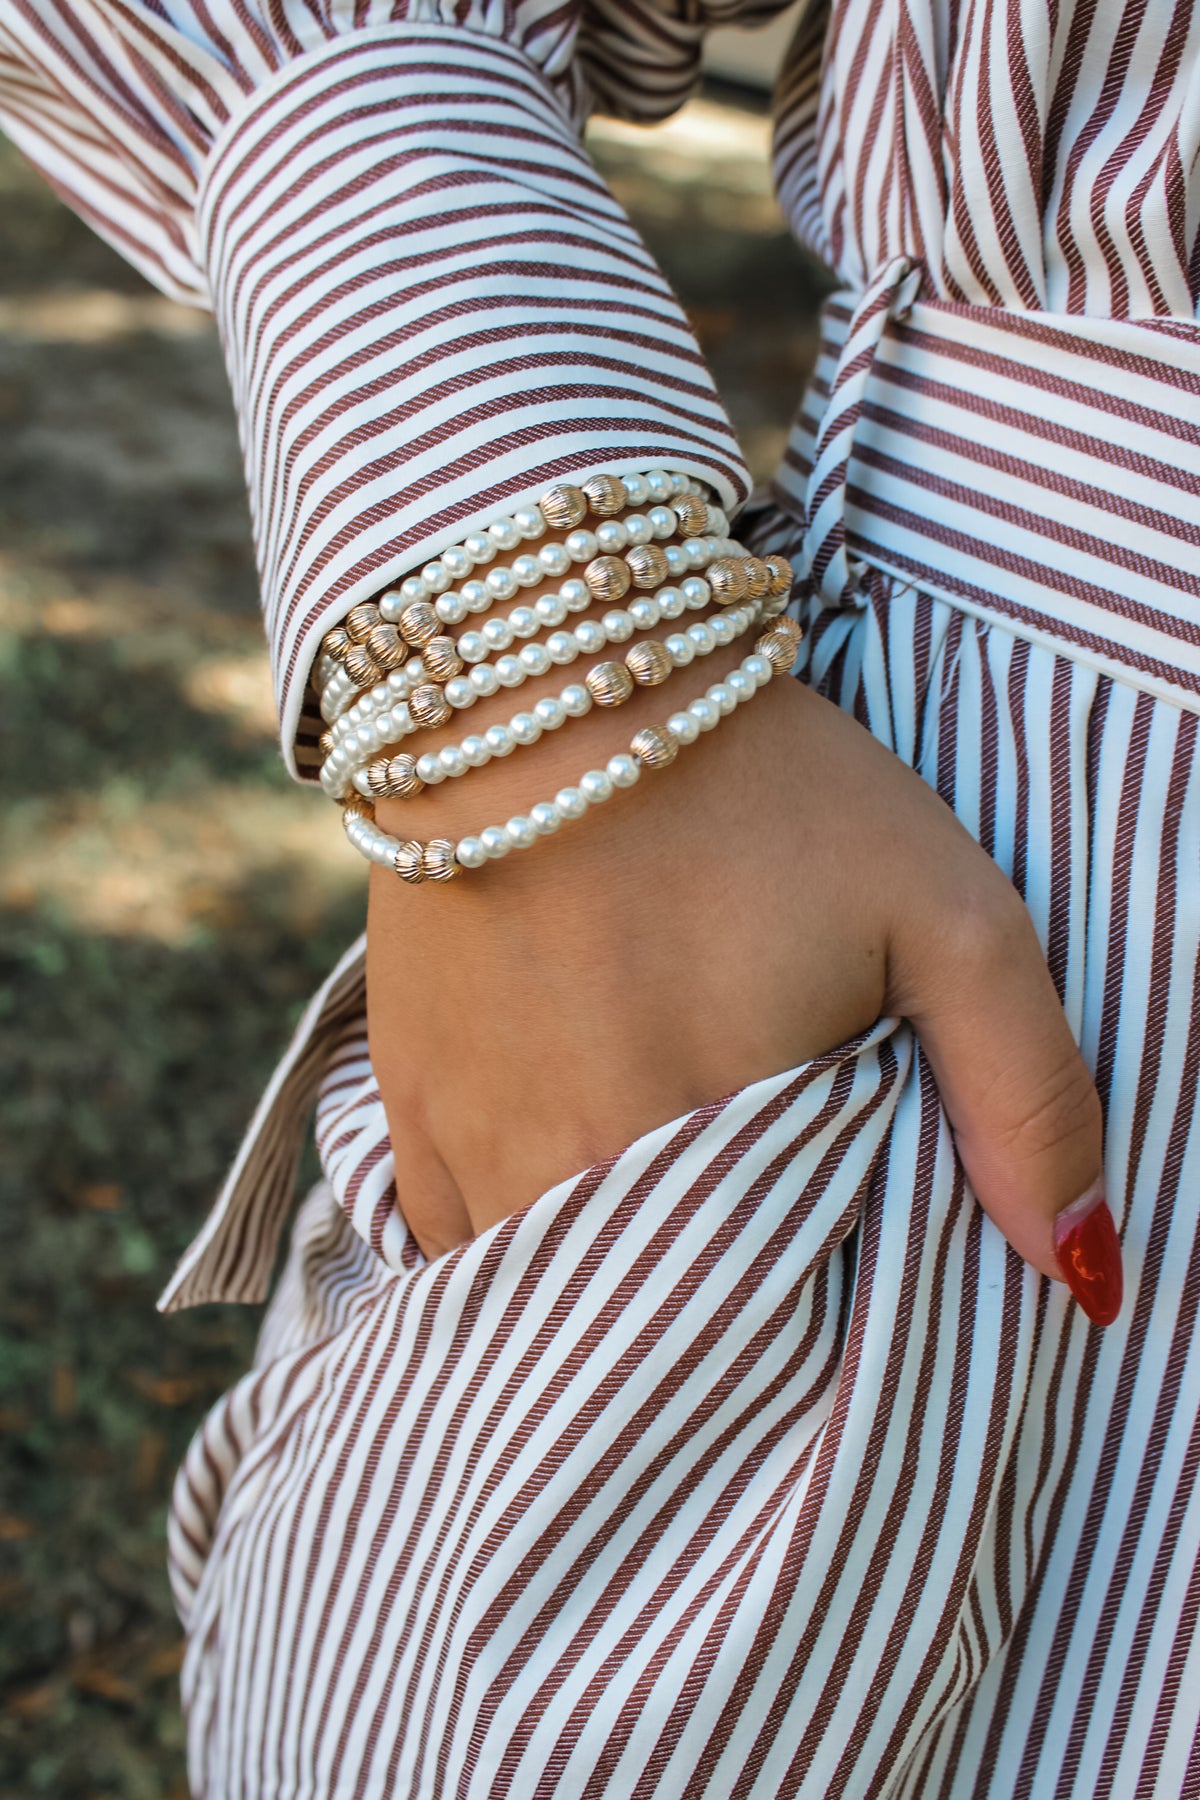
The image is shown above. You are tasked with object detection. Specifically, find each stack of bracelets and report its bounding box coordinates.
[313,469,801,883]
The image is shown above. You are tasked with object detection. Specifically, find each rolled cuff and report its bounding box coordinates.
[197,24,750,780]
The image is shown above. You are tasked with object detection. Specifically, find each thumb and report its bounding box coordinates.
[892,883,1122,1326]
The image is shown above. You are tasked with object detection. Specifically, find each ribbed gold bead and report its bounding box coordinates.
[707,557,749,603]
[581,473,627,517]
[421,839,462,882]
[393,840,425,883]
[368,753,424,798]
[630,724,678,769]
[344,602,380,643]
[772,614,804,644]
[409,683,453,729]
[322,624,351,663]
[625,639,673,686]
[317,728,335,760]
[398,600,440,648]
[343,644,381,687]
[365,622,408,670]
[764,553,794,597]
[584,555,632,603]
[342,792,374,821]
[539,484,588,530]
[742,557,772,601]
[585,660,635,707]
[625,543,670,589]
[757,630,798,673]
[421,635,464,682]
[672,496,709,537]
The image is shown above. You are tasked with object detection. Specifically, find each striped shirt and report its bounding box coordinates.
[2,2,1199,1795]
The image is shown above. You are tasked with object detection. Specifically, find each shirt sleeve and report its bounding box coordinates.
[0,0,792,779]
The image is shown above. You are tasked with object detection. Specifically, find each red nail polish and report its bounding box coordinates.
[1053,1182,1123,1326]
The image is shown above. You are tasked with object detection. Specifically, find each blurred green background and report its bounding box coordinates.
[0,92,831,1798]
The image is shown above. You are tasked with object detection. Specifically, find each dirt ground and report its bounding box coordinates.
[0,93,831,1797]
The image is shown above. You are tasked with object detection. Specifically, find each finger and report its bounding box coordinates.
[890,879,1121,1326]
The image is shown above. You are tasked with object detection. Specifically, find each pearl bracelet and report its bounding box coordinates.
[318,470,714,703]
[346,597,771,801]
[340,618,804,882]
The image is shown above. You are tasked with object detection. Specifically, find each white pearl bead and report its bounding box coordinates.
[441,545,472,580]
[444,676,476,709]
[456,835,487,870]
[560,683,593,717]
[538,543,571,579]
[687,621,715,654]
[595,519,629,554]
[461,733,491,766]
[665,633,695,666]
[485,723,516,756]
[601,608,634,644]
[485,568,519,603]
[554,786,588,821]
[647,505,676,538]
[684,539,710,569]
[510,710,542,746]
[505,605,536,639]
[657,586,686,620]
[707,611,735,646]
[574,619,606,655]
[354,723,381,754]
[744,652,773,685]
[463,532,494,566]
[488,516,521,551]
[513,507,546,540]
[495,654,524,687]
[682,577,711,609]
[458,631,488,664]
[672,472,694,495]
[461,580,490,613]
[623,513,652,545]
[534,595,568,629]
[400,575,428,604]
[534,695,567,730]
[561,578,591,612]
[628,597,659,630]
[435,592,469,625]
[482,616,514,651]
[727,669,752,701]
[469,663,500,697]
[505,815,538,850]
[512,555,541,589]
[607,753,641,788]
[439,744,468,777]
[708,681,737,716]
[545,631,578,665]
[580,769,614,804]
[378,589,404,622]
[622,472,649,505]
[416,752,447,782]
[387,704,412,736]
[481,825,511,859]
[404,656,426,686]
[644,469,671,499]
[518,642,552,677]
[565,528,598,563]
[421,560,451,595]
[667,710,701,745]
[663,543,690,577]
[688,696,719,731]
[351,768,374,796]
[530,802,561,835]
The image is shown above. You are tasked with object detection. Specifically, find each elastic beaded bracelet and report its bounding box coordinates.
[316,470,718,698]
[343,598,769,801]
[340,619,804,881]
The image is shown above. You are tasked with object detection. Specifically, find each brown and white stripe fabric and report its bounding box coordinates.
[0,0,758,776]
[4,0,1200,1794]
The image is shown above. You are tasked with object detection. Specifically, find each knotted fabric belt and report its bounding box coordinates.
[775,265,1200,715]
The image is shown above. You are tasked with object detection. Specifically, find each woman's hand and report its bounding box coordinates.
[366,622,1118,1324]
